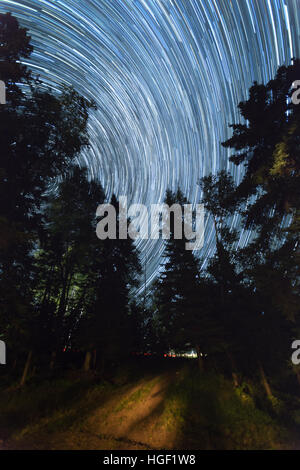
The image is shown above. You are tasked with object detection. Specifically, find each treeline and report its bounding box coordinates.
[150,61,300,397]
[0,13,142,384]
[0,13,299,397]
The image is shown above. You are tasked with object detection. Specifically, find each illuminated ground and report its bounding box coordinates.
[3,373,179,450]
[1,363,299,450]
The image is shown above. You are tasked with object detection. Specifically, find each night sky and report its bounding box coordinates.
[0,0,299,290]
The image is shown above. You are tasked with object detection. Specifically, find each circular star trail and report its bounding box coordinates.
[1,0,299,291]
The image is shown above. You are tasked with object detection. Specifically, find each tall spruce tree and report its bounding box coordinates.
[222,61,300,393]
[198,171,245,384]
[153,188,218,369]
[77,194,141,372]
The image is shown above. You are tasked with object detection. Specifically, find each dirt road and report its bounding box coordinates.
[4,372,181,450]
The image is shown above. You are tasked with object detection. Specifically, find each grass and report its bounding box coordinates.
[0,374,114,440]
[157,365,294,449]
[114,376,159,412]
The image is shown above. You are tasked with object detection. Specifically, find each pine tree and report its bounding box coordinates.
[199,171,244,384]
[77,194,141,371]
[153,188,218,369]
[221,61,300,393]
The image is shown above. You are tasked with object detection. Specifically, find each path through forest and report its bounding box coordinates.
[3,371,181,450]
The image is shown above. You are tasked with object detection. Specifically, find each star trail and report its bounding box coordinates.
[0,0,299,291]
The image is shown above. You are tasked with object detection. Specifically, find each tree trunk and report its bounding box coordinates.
[98,354,105,377]
[20,350,32,387]
[195,345,204,372]
[227,351,239,387]
[83,350,92,371]
[258,361,272,398]
[295,368,300,389]
[50,350,56,370]
[92,349,97,370]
